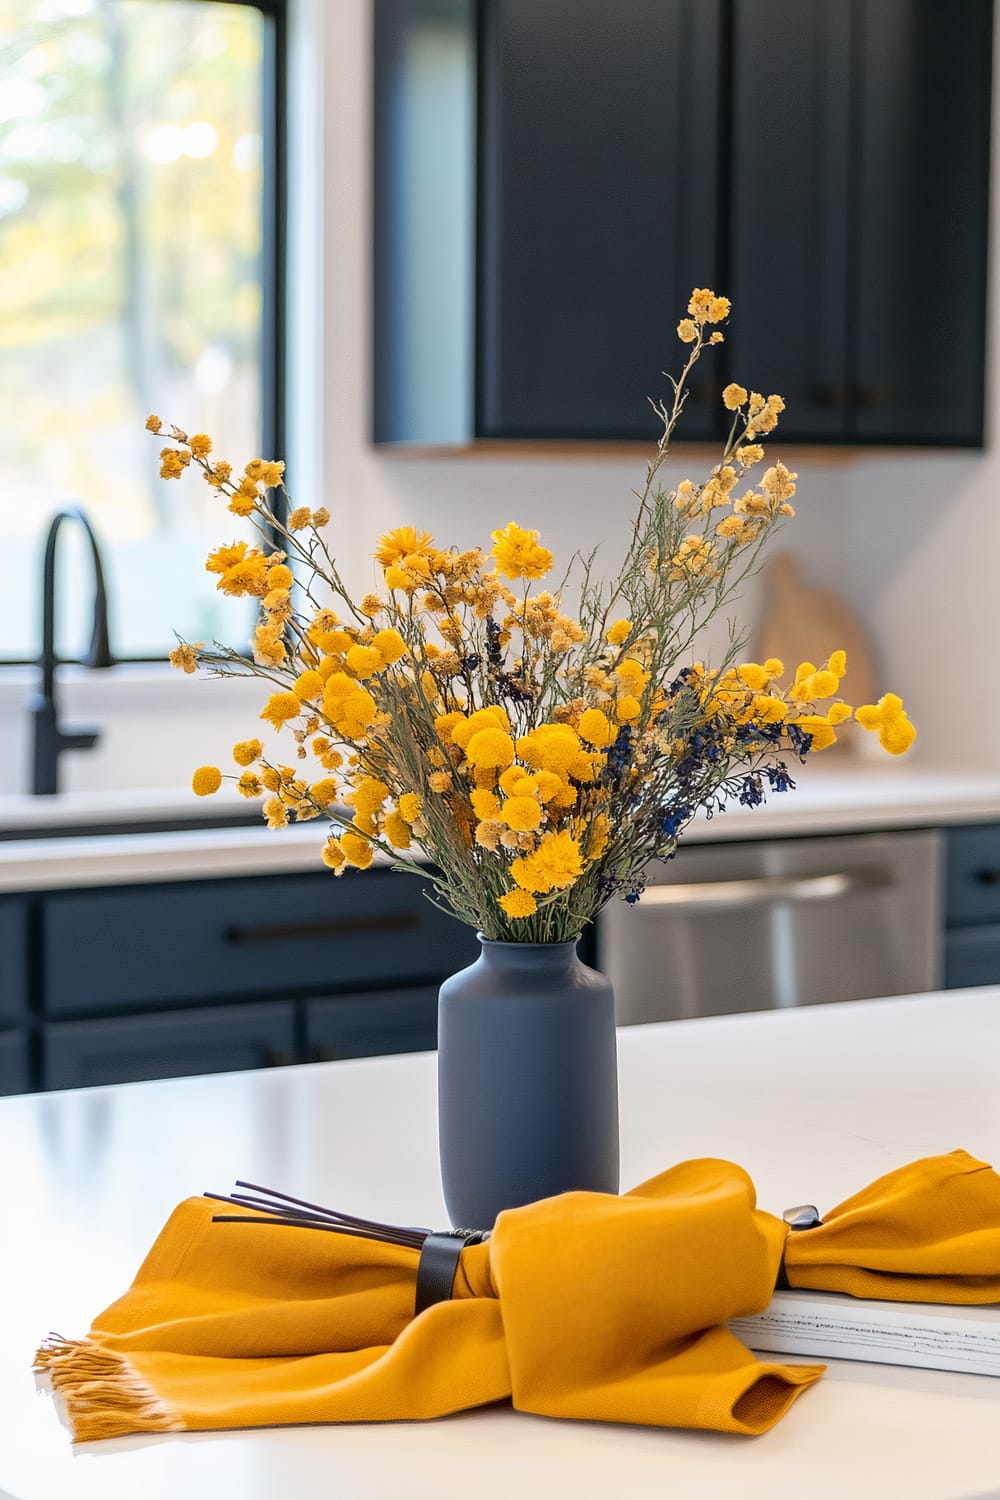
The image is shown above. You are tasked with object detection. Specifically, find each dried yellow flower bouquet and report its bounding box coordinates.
[155,290,914,943]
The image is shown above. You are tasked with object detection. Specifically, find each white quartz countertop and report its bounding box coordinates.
[1,762,999,891]
[2,986,1000,1499]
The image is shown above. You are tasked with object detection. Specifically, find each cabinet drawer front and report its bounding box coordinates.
[43,1001,296,1091]
[945,826,1000,927]
[42,872,478,1015]
[306,987,439,1061]
[944,928,1000,991]
[0,1030,29,1096]
[0,898,28,1023]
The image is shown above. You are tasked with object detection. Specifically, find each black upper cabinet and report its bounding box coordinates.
[728,2,854,441]
[477,0,722,440]
[373,0,992,448]
[730,0,991,446]
[851,0,991,444]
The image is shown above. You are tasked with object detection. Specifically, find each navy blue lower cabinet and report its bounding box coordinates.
[41,872,478,1016]
[305,987,440,1061]
[944,928,1000,990]
[43,1002,297,1090]
[0,898,28,1024]
[0,1030,29,1095]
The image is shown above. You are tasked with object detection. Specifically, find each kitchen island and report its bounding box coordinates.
[2,986,1000,1500]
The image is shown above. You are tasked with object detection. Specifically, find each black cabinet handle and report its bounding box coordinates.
[311,1046,339,1063]
[853,383,892,411]
[262,1047,296,1068]
[975,868,1000,886]
[224,913,420,945]
[808,382,847,409]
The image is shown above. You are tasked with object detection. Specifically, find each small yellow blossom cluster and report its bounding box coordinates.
[677,287,731,344]
[686,650,915,757]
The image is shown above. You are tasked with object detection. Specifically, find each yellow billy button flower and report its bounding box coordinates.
[145,414,162,432]
[288,506,311,531]
[470,788,501,820]
[764,657,784,678]
[188,433,212,459]
[371,628,407,665]
[260,692,302,729]
[191,765,222,796]
[265,563,294,592]
[345,644,382,679]
[676,318,697,343]
[233,738,264,767]
[236,772,262,798]
[737,662,769,693]
[855,694,916,755]
[577,707,616,749]
[792,714,838,752]
[465,727,516,770]
[722,383,748,411]
[751,695,789,725]
[501,795,542,832]
[516,724,581,774]
[615,695,641,723]
[828,650,847,678]
[293,670,324,702]
[489,521,553,582]
[341,830,374,869]
[828,703,853,726]
[615,658,648,695]
[499,889,537,920]
[606,619,631,646]
[810,669,839,699]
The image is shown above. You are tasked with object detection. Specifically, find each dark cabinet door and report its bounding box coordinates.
[728,1,853,440]
[477,0,723,440]
[0,898,28,1024]
[43,1002,297,1090]
[0,1031,28,1096]
[306,986,440,1062]
[852,0,991,444]
[731,0,991,447]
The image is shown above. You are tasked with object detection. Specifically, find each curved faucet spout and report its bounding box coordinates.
[31,505,115,795]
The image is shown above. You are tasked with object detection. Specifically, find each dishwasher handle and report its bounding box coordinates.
[633,866,891,913]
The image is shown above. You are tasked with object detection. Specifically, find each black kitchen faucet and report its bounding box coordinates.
[28,506,114,795]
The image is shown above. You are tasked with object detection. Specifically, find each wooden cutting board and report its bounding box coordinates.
[755,552,876,754]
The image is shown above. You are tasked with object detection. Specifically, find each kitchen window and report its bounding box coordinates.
[0,0,285,663]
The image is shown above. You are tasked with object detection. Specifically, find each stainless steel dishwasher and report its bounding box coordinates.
[598,829,942,1025]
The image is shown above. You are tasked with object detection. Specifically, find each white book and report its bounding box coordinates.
[729,1290,1000,1378]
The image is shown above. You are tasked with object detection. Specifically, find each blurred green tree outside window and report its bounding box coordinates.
[0,0,276,660]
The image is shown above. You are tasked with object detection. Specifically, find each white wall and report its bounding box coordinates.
[1,0,993,798]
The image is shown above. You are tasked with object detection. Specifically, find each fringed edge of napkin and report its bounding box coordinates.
[33,1335,184,1443]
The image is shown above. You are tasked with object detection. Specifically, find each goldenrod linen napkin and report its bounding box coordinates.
[784,1148,1000,1302]
[36,1159,820,1442]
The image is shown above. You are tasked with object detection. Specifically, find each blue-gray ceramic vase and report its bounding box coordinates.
[437,937,620,1228]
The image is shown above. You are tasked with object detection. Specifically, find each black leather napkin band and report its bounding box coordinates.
[414,1228,489,1317]
[775,1203,823,1293]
